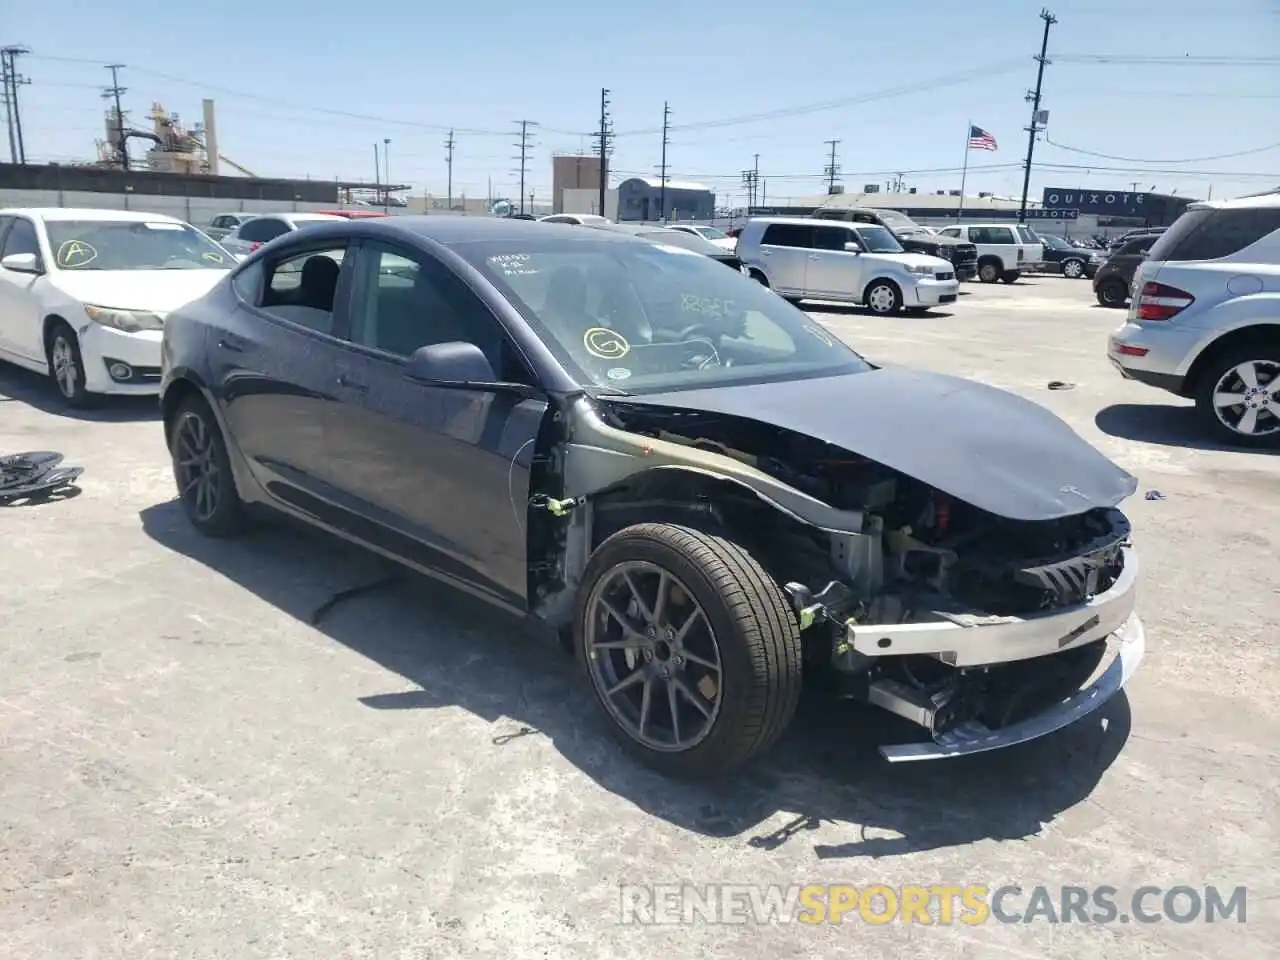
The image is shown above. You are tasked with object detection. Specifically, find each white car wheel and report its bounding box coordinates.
[865,281,900,315]
[1198,355,1280,446]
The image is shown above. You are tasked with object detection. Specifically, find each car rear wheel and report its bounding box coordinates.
[1000,270,1021,283]
[748,268,770,287]
[45,321,93,408]
[1194,347,1280,448]
[169,395,249,536]
[1062,258,1085,279]
[977,259,1001,283]
[864,279,902,315]
[1096,278,1129,307]
[574,523,802,778]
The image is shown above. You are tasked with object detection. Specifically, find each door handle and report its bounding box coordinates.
[336,374,368,394]
[759,249,771,256]
[217,337,247,353]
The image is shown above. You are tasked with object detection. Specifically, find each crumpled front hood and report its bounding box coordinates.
[611,368,1137,521]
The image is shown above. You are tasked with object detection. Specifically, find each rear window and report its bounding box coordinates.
[1015,226,1040,243]
[1149,207,1280,262]
[760,223,812,248]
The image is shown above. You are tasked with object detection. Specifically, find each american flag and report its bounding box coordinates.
[968,125,998,151]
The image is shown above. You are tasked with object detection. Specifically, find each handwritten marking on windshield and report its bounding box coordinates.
[55,240,98,268]
[681,294,734,319]
[583,326,630,360]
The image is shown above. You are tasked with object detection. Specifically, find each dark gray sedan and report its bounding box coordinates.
[159,216,1144,777]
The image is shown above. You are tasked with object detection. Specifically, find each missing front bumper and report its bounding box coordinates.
[877,612,1144,761]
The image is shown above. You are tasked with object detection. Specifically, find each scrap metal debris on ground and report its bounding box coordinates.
[1047,380,1076,391]
[0,451,84,505]
[1145,490,1166,501]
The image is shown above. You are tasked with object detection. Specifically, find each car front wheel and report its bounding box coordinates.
[978,260,1001,283]
[1195,348,1280,448]
[1062,258,1085,279]
[1096,278,1129,307]
[45,321,93,407]
[169,395,249,536]
[864,279,902,315]
[574,523,802,778]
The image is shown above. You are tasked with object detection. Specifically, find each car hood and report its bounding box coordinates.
[610,367,1137,521]
[903,232,969,248]
[51,269,230,313]
[876,251,952,271]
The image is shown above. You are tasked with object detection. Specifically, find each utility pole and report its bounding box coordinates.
[0,48,29,163]
[103,63,129,171]
[592,88,611,218]
[657,101,671,222]
[444,129,455,212]
[512,120,536,214]
[1,51,17,164]
[1018,8,1057,222]
[824,139,841,194]
[383,138,391,210]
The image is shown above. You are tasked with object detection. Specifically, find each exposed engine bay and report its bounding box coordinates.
[593,401,1135,744]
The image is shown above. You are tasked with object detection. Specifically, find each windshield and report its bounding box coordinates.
[634,229,726,257]
[695,226,728,240]
[1015,225,1041,243]
[853,225,904,254]
[1042,234,1071,250]
[458,237,871,394]
[876,210,918,231]
[45,220,233,271]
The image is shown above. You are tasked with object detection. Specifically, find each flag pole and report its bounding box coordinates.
[957,120,971,221]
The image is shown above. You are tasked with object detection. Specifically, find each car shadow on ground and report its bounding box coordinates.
[0,364,161,422]
[805,303,957,319]
[1096,402,1278,455]
[139,499,1132,859]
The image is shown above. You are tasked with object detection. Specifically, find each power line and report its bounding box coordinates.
[1056,54,1280,66]
[1043,136,1280,164]
[1,47,31,164]
[1019,8,1056,222]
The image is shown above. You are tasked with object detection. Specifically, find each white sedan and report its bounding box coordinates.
[667,223,738,252]
[0,207,234,405]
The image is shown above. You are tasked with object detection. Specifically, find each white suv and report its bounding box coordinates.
[736,217,958,314]
[937,222,1044,283]
[1107,192,1280,446]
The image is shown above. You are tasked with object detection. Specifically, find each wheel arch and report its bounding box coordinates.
[160,370,217,442]
[862,275,902,305]
[1183,322,1280,397]
[42,313,72,351]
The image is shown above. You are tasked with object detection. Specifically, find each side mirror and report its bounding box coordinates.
[1,252,41,274]
[843,242,862,253]
[405,341,496,383]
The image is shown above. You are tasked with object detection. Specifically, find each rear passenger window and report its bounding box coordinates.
[1154,208,1280,262]
[239,218,288,244]
[258,246,347,334]
[812,226,851,251]
[760,224,812,248]
[985,227,1015,244]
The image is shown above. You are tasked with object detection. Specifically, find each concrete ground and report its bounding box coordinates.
[1,277,1275,959]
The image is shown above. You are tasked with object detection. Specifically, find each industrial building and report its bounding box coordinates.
[617,176,715,221]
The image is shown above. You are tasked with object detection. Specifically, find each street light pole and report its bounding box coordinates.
[383,138,391,211]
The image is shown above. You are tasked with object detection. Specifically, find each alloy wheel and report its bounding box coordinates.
[867,283,897,314]
[584,560,723,753]
[174,411,222,521]
[1063,259,1084,279]
[51,335,79,399]
[1211,360,1280,438]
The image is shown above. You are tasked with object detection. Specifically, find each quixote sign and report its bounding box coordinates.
[1041,187,1150,216]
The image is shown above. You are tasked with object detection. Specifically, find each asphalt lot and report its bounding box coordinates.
[1,276,1276,959]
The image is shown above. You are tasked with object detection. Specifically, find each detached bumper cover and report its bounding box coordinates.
[879,612,1144,761]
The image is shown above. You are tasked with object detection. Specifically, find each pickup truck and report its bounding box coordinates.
[812,207,979,280]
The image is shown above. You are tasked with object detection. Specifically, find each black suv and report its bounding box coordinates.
[1093,233,1162,307]
[811,207,978,280]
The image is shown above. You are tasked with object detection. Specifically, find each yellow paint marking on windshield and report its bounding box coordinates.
[56,240,98,268]
[583,326,630,360]
[201,251,227,264]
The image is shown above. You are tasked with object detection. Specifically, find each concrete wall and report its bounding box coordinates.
[552,156,602,213]
[560,187,618,219]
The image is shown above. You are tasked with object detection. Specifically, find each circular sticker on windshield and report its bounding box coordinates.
[201,251,227,264]
[56,240,98,268]
[583,326,630,360]
[606,367,631,381]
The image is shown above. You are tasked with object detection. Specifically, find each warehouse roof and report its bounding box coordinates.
[621,176,711,192]
[800,191,1035,212]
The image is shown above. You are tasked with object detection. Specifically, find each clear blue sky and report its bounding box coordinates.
[8,0,1279,206]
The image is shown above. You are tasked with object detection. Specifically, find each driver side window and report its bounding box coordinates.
[3,218,42,264]
[348,242,531,383]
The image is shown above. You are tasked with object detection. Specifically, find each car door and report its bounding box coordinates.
[806,224,863,300]
[214,239,360,512]
[756,223,813,295]
[323,238,549,610]
[983,225,1019,268]
[0,216,50,362]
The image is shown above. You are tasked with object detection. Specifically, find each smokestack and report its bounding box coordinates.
[202,98,219,175]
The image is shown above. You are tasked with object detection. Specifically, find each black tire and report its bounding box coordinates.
[977,259,1001,283]
[1096,278,1129,307]
[1000,270,1021,283]
[573,523,802,778]
[1062,258,1086,279]
[1193,344,1280,448]
[169,395,249,537]
[45,321,94,408]
[863,278,902,315]
[748,269,770,287]
[784,295,804,306]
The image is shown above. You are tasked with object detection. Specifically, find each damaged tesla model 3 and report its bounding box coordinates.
[158,215,1143,778]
